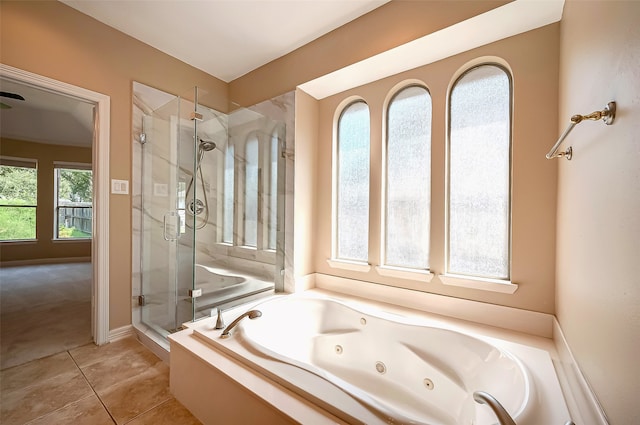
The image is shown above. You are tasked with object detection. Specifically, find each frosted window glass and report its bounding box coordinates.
[223,144,234,244]
[385,86,431,269]
[448,65,511,279]
[336,101,370,261]
[244,136,258,247]
[268,133,278,250]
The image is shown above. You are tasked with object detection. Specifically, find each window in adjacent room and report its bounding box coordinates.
[333,100,370,263]
[447,64,512,279]
[54,163,93,239]
[383,85,432,270]
[0,157,38,241]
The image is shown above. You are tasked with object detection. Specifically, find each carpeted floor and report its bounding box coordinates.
[0,262,93,370]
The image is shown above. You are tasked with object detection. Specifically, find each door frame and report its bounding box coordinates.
[1,64,110,345]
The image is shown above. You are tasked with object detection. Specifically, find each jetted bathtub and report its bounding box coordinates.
[196,295,536,425]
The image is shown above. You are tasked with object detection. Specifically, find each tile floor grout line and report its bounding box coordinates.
[22,393,98,425]
[67,348,118,425]
[121,397,174,425]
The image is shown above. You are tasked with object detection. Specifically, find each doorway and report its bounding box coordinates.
[0,64,110,365]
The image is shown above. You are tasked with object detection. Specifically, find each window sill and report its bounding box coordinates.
[0,239,38,244]
[327,259,371,273]
[439,274,518,294]
[375,265,434,282]
[53,238,91,242]
[211,243,276,265]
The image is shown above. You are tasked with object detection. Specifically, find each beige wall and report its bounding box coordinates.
[293,89,319,284]
[0,138,92,262]
[229,0,509,106]
[311,24,559,314]
[557,1,640,423]
[0,1,227,330]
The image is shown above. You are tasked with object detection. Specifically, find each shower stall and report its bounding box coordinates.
[132,83,287,343]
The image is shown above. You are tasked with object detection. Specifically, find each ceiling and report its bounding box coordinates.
[1,0,564,148]
[0,78,95,147]
[1,0,388,148]
[61,0,390,83]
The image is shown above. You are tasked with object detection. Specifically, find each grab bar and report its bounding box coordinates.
[473,391,576,425]
[546,101,616,160]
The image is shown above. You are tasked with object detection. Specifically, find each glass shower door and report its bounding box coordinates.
[139,92,195,336]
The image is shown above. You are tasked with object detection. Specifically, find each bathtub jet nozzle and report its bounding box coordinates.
[220,309,262,339]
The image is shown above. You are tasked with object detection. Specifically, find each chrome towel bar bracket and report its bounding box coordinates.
[546,101,616,160]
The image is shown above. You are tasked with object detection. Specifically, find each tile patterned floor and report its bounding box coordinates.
[0,337,201,425]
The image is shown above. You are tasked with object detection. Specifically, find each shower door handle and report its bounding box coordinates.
[163,211,180,241]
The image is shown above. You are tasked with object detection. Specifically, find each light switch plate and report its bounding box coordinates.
[111,179,129,195]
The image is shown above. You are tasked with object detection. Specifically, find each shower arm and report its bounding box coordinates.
[546,102,616,160]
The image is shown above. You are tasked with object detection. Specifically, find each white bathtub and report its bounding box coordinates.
[194,295,545,425]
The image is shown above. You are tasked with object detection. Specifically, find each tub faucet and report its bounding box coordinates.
[220,309,262,338]
[473,391,516,425]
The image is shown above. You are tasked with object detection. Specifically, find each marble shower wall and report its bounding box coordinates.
[132,82,295,335]
[243,92,296,293]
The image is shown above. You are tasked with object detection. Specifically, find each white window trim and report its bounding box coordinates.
[327,259,371,273]
[53,161,92,170]
[53,165,93,241]
[445,63,513,282]
[439,273,518,294]
[380,82,432,272]
[331,98,370,263]
[0,158,38,242]
[376,265,434,282]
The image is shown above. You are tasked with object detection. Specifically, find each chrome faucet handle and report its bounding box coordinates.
[214,307,225,330]
[220,309,262,338]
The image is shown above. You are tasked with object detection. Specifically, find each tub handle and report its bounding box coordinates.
[163,211,180,241]
[473,391,516,425]
[473,391,575,425]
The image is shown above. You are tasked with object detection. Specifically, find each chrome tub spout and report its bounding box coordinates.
[473,391,516,425]
[220,309,262,338]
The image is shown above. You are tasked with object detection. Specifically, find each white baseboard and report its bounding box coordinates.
[293,273,316,292]
[110,324,170,363]
[108,325,135,342]
[0,257,91,267]
[552,319,610,425]
[312,273,554,337]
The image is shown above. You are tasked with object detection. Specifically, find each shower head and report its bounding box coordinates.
[199,139,217,151]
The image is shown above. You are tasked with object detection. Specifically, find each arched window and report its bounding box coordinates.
[384,85,431,269]
[334,100,370,262]
[447,64,512,279]
[267,131,278,250]
[222,144,234,244]
[244,135,258,247]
